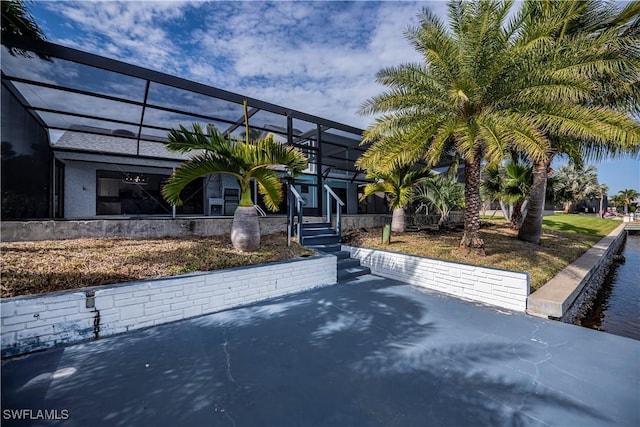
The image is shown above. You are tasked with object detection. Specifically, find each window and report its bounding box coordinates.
[96,170,203,215]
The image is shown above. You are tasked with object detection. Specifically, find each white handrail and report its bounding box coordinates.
[290,186,304,203]
[287,185,305,247]
[253,205,267,217]
[323,184,344,237]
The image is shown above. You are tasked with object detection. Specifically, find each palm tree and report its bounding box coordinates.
[415,174,464,229]
[358,164,431,232]
[480,161,532,229]
[619,188,640,214]
[551,164,600,214]
[480,164,509,219]
[609,194,626,212]
[162,122,307,252]
[517,0,640,243]
[359,1,556,254]
[502,162,533,229]
[1,0,48,58]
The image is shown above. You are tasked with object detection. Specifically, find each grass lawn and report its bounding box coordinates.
[344,214,622,292]
[542,214,620,236]
[0,234,312,298]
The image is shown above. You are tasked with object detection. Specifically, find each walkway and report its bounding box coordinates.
[2,275,639,426]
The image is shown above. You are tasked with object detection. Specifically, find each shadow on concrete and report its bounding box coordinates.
[1,277,618,426]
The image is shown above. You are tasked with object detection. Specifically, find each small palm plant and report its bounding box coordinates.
[359,164,430,232]
[501,162,532,230]
[415,174,464,229]
[162,121,307,252]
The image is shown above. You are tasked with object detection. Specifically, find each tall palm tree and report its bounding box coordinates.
[619,188,640,214]
[517,0,640,243]
[359,1,554,254]
[415,174,465,229]
[359,0,639,250]
[162,123,307,252]
[358,164,431,232]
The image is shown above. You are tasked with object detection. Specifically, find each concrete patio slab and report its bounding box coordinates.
[2,275,639,426]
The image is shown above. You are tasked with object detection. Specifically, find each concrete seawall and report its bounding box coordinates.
[527,223,627,322]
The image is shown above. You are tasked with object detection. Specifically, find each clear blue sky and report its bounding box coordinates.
[28,1,639,196]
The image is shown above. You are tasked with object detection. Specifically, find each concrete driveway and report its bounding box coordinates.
[2,275,639,426]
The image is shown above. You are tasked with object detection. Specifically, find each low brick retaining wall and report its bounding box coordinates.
[1,215,393,242]
[344,246,529,312]
[0,254,336,358]
[0,217,283,242]
[527,224,627,321]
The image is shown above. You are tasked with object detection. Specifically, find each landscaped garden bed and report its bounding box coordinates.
[343,215,621,291]
[1,233,312,298]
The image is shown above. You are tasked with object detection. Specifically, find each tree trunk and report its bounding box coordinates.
[231,206,260,251]
[391,208,405,232]
[510,200,524,230]
[518,159,550,244]
[599,195,604,217]
[459,151,485,254]
[499,200,510,220]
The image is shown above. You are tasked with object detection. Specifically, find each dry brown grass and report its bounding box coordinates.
[342,220,603,291]
[1,233,313,298]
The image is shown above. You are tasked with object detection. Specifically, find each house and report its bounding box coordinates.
[1,37,389,221]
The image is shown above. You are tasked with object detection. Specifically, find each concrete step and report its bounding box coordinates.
[333,251,350,260]
[303,227,336,236]
[337,265,371,282]
[306,243,341,253]
[302,234,341,246]
[338,258,361,269]
[302,222,331,229]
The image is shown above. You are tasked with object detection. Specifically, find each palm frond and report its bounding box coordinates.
[163,153,241,206]
[251,168,283,212]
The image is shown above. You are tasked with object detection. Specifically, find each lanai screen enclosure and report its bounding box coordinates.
[1,35,391,220]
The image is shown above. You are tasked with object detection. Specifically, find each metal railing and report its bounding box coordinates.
[287,185,305,247]
[254,205,267,217]
[324,184,345,236]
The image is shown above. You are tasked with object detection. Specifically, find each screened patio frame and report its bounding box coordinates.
[1,35,372,216]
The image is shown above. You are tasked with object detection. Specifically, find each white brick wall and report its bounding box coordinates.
[1,254,336,357]
[345,246,529,312]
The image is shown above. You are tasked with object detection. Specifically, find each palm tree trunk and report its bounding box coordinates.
[518,159,549,244]
[599,195,604,217]
[499,200,510,220]
[231,206,260,251]
[459,151,484,253]
[510,200,524,230]
[391,208,405,232]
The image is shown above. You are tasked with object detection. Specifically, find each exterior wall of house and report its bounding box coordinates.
[59,157,366,220]
[62,160,175,218]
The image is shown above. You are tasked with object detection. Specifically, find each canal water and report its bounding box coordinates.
[580,234,639,341]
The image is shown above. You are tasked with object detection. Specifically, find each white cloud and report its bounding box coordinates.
[34,1,445,129]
